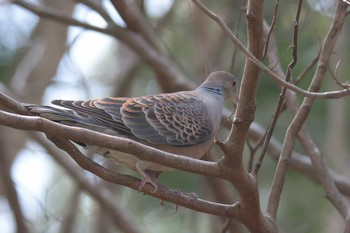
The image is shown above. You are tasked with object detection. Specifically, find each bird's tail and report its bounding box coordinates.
[25,104,81,125]
[24,103,109,131]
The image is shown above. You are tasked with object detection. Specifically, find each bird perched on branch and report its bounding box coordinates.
[26,71,239,192]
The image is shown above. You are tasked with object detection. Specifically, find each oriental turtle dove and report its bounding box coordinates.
[26,71,239,192]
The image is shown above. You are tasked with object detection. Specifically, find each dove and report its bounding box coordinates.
[25,71,239,192]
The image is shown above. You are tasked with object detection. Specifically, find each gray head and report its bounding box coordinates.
[198,71,239,105]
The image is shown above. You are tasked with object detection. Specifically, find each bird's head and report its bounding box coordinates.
[199,71,239,107]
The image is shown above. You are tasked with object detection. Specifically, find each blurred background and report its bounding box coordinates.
[0,0,349,232]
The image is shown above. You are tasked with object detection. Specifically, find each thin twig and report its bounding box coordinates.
[230,0,246,72]
[262,0,280,59]
[253,0,303,175]
[328,60,350,89]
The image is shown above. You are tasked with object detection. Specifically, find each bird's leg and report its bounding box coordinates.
[136,162,162,193]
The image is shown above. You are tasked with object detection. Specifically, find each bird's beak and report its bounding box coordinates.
[229,94,239,108]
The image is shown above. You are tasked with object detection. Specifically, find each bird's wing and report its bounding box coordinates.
[94,93,214,146]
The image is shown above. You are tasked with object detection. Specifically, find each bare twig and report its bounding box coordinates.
[262,0,280,59]
[253,0,302,175]
[230,0,246,72]
[328,59,350,89]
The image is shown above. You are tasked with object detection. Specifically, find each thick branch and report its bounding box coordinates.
[110,0,165,52]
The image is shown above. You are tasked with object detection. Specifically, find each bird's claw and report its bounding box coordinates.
[138,177,159,193]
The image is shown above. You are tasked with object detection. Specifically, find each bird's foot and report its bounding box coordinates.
[138,177,159,193]
[136,167,162,193]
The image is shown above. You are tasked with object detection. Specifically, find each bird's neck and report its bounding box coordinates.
[195,87,225,134]
[198,86,223,97]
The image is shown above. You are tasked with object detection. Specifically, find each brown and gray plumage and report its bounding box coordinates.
[26,71,239,192]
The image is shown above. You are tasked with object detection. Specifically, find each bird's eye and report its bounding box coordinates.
[232,80,236,86]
